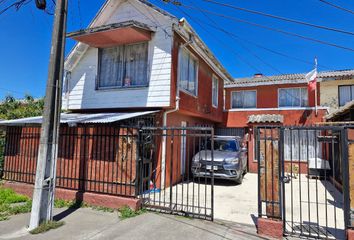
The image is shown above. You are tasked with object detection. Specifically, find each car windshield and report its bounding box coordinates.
[213,139,239,152]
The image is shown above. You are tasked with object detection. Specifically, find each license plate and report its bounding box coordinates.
[206,165,218,170]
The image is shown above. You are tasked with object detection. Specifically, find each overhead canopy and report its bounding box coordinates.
[0,111,158,127]
[248,114,284,124]
[325,100,354,121]
[67,20,155,48]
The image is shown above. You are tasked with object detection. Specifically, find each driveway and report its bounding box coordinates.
[214,173,258,225]
[0,208,266,240]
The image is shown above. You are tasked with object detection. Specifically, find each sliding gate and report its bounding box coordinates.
[257,126,349,239]
[137,127,215,221]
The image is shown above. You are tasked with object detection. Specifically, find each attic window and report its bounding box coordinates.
[97,42,148,89]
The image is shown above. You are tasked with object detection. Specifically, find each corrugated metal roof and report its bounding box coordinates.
[225,69,354,88]
[0,111,158,127]
[248,114,284,124]
[325,100,354,120]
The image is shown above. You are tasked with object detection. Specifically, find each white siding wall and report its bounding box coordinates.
[63,0,174,110]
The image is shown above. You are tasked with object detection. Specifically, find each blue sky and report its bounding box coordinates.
[0,0,353,99]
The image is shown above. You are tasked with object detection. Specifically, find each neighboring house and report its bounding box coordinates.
[319,70,354,113]
[223,73,328,173]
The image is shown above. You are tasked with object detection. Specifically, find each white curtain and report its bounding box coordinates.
[179,47,197,95]
[98,46,124,88]
[124,42,148,86]
[339,85,352,106]
[232,91,256,108]
[284,129,321,161]
[98,43,148,88]
[212,76,218,106]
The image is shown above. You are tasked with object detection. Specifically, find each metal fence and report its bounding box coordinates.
[3,125,139,197]
[137,127,215,221]
[256,126,349,240]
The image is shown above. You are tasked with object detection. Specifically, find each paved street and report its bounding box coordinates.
[0,208,267,240]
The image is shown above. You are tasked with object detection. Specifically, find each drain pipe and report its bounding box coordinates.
[160,36,193,189]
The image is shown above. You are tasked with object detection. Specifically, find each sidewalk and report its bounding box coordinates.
[0,208,267,240]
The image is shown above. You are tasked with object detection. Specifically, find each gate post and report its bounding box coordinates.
[257,127,284,239]
[344,128,354,240]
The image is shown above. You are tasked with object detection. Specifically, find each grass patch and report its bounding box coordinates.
[29,221,65,234]
[118,206,147,220]
[0,187,31,221]
[91,205,115,213]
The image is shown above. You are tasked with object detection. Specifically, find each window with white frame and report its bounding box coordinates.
[231,90,256,108]
[179,47,198,95]
[97,42,148,89]
[339,85,354,106]
[284,129,322,161]
[278,88,308,107]
[212,76,218,107]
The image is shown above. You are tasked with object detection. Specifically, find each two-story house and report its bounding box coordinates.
[63,0,233,127]
[223,73,329,173]
[0,0,234,206]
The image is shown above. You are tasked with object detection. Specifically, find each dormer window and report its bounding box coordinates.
[97,42,148,89]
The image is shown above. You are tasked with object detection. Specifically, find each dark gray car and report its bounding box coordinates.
[191,136,247,184]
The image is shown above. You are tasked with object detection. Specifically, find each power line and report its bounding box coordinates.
[181,0,332,70]
[183,0,283,74]
[318,0,354,15]
[179,3,354,52]
[201,0,354,36]
[169,2,277,77]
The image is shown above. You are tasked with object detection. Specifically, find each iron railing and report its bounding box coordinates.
[3,125,139,197]
[257,125,349,240]
[137,126,215,221]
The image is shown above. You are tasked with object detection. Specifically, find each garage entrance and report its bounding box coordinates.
[256,126,349,239]
[137,126,215,221]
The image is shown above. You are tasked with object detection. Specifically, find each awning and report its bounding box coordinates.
[248,114,284,124]
[0,111,158,127]
[325,100,354,121]
[67,20,155,48]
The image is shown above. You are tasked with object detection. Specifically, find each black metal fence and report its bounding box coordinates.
[3,125,139,197]
[137,127,215,220]
[257,125,349,239]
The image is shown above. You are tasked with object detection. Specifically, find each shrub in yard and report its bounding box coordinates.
[29,221,65,234]
[118,206,146,220]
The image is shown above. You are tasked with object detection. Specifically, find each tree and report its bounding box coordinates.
[0,94,44,178]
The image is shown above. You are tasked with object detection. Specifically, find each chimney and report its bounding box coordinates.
[254,73,263,78]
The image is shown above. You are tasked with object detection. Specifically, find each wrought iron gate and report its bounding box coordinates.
[137,127,215,220]
[257,126,349,239]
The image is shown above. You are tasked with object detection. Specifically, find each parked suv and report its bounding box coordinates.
[191,136,247,184]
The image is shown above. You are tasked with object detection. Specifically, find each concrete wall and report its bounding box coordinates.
[320,78,354,113]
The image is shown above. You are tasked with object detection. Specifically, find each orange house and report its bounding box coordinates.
[222,73,328,173]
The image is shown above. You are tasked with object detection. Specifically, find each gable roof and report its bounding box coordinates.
[225,69,354,88]
[64,0,234,82]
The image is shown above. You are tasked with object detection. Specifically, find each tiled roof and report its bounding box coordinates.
[226,69,354,88]
[325,100,354,120]
[248,114,284,124]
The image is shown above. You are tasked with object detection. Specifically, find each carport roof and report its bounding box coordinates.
[0,111,158,127]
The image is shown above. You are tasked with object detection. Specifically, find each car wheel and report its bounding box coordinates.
[243,167,248,176]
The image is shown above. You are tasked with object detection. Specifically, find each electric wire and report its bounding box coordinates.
[201,0,354,36]
[179,3,354,52]
[318,0,354,15]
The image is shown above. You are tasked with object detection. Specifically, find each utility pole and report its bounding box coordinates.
[29,0,68,230]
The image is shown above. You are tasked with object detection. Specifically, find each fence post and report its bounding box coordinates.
[257,126,284,240]
[344,127,354,240]
[135,128,143,197]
